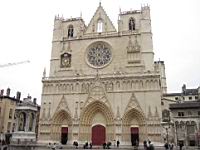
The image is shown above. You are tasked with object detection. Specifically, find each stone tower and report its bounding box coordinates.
[39,3,165,145]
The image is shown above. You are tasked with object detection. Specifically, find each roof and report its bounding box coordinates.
[0,95,19,102]
[169,100,200,109]
[183,89,198,95]
[163,93,182,97]
[164,89,198,97]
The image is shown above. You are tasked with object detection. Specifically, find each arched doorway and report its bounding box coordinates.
[131,127,139,146]
[79,101,114,143]
[51,110,72,143]
[92,125,106,145]
[122,108,146,145]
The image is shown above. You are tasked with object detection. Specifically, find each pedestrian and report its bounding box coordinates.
[103,142,106,149]
[169,142,174,150]
[89,142,92,149]
[117,140,120,147]
[147,141,154,150]
[73,141,78,149]
[113,140,116,147]
[143,140,148,150]
[164,142,169,150]
[179,142,183,150]
[51,143,56,150]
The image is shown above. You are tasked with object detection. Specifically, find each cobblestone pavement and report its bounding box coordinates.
[5,145,200,150]
[39,145,200,150]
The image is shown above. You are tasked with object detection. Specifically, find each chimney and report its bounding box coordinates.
[6,88,11,97]
[33,98,37,105]
[16,91,21,100]
[0,89,4,96]
[27,94,31,99]
[182,84,186,94]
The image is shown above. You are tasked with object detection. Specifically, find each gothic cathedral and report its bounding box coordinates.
[38,3,167,146]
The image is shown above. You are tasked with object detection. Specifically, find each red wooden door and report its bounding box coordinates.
[131,127,139,146]
[92,125,106,145]
[61,127,68,144]
[131,127,139,134]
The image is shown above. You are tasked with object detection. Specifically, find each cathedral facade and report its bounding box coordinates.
[38,3,167,146]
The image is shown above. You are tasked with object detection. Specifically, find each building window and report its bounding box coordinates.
[9,109,13,119]
[97,19,103,33]
[162,109,170,122]
[68,25,74,38]
[195,96,198,100]
[7,122,11,133]
[12,123,15,132]
[178,112,184,117]
[188,111,192,116]
[198,111,200,116]
[189,96,192,100]
[129,17,135,31]
[175,97,179,100]
[0,107,1,116]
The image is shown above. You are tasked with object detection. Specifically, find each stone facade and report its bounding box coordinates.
[0,88,18,143]
[38,3,166,145]
[0,88,40,145]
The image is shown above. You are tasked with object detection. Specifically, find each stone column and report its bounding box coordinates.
[15,111,19,132]
[32,113,36,132]
[185,123,188,147]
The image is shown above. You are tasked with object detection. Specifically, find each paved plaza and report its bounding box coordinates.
[2,144,200,150]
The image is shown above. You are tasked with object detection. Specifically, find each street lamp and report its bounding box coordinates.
[161,110,172,145]
[166,126,170,144]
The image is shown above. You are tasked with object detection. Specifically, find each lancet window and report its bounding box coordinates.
[68,25,74,38]
[129,17,135,31]
[97,19,103,33]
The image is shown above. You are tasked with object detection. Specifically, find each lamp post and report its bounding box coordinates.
[164,124,171,145]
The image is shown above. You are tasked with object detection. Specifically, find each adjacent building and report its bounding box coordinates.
[161,85,200,147]
[169,85,200,146]
[169,100,200,146]
[0,88,40,145]
[39,3,167,146]
[0,88,19,144]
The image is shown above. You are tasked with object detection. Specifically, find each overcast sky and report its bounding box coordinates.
[0,0,200,104]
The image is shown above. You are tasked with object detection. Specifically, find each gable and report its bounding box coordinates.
[85,3,117,34]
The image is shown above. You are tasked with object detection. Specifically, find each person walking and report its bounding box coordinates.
[117,140,120,148]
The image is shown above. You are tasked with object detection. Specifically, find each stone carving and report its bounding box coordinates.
[125,93,142,113]
[84,74,111,108]
[54,95,71,117]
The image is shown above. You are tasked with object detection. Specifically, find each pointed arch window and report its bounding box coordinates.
[97,19,103,33]
[129,18,135,31]
[68,25,74,38]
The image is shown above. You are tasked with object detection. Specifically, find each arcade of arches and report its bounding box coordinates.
[39,98,161,145]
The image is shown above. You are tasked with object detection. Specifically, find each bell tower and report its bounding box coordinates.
[118,5,154,71]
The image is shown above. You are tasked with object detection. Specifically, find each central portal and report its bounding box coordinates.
[92,125,106,145]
